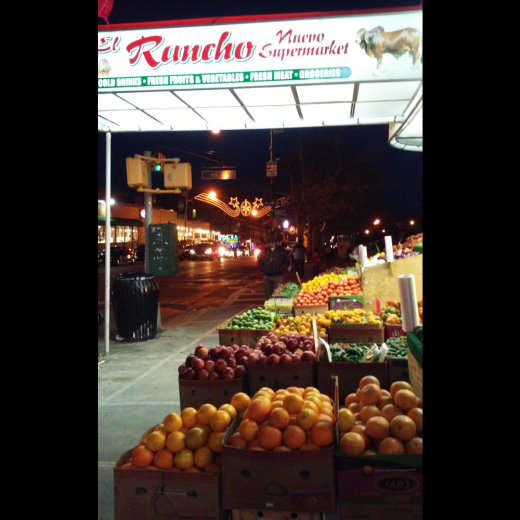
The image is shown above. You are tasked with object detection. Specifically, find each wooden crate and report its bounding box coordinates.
[231,510,322,519]
[361,255,422,313]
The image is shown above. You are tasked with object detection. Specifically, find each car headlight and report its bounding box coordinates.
[189,249,195,254]
[204,248,212,255]
[218,247,225,255]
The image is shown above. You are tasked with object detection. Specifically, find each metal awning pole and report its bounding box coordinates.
[104,132,111,356]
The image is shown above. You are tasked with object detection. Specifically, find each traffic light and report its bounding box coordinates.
[152,152,165,172]
[126,157,149,188]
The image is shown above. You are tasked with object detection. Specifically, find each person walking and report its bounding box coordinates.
[257,234,291,300]
[310,248,321,278]
[292,239,306,281]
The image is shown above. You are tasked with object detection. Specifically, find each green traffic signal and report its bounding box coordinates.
[154,163,162,172]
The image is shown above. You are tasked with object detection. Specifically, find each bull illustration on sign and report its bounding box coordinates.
[355,26,422,70]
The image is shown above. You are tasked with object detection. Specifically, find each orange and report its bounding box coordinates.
[153,448,174,469]
[345,393,358,407]
[163,412,183,433]
[359,384,382,406]
[339,432,366,456]
[349,424,370,446]
[258,425,283,450]
[166,431,186,453]
[393,390,419,412]
[390,381,414,398]
[273,389,290,399]
[358,375,381,389]
[380,404,405,422]
[120,462,136,469]
[254,391,273,402]
[347,402,360,414]
[273,445,292,452]
[247,438,261,449]
[407,407,423,433]
[238,419,260,441]
[337,408,356,433]
[270,400,285,412]
[144,431,166,452]
[228,431,247,448]
[258,387,275,398]
[320,408,335,420]
[378,437,405,454]
[359,405,381,423]
[231,392,252,412]
[300,442,320,451]
[247,398,271,422]
[219,403,237,420]
[320,394,332,404]
[381,389,392,397]
[365,416,390,440]
[309,421,334,447]
[181,407,199,428]
[180,426,190,435]
[207,431,225,453]
[283,393,305,414]
[185,427,209,450]
[210,410,232,432]
[304,394,323,413]
[302,400,320,415]
[269,407,291,429]
[390,415,416,441]
[303,386,321,397]
[249,445,266,451]
[296,408,319,431]
[194,446,214,468]
[405,437,423,454]
[286,386,304,397]
[174,448,194,470]
[131,445,154,468]
[377,396,394,410]
[154,424,169,436]
[317,413,334,423]
[197,403,218,425]
[282,424,306,449]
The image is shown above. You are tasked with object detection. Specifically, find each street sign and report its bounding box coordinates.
[266,160,278,177]
[201,167,236,179]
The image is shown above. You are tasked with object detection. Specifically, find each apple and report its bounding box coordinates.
[301,351,315,361]
[178,363,187,375]
[286,337,299,351]
[234,365,247,378]
[227,357,237,369]
[205,359,215,372]
[208,371,220,381]
[291,352,302,363]
[184,368,196,380]
[197,369,209,380]
[222,367,235,380]
[191,357,205,371]
[185,354,196,367]
[220,347,232,360]
[208,347,220,359]
[267,353,280,364]
[197,347,209,361]
[214,359,228,373]
[279,353,293,364]
[263,344,273,356]
[194,345,206,355]
[257,355,269,364]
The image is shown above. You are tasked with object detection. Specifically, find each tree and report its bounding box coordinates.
[277,127,387,252]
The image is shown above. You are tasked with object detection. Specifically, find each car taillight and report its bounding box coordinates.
[204,248,212,255]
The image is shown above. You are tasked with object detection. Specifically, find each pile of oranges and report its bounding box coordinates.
[121,402,238,472]
[338,376,423,456]
[227,386,335,451]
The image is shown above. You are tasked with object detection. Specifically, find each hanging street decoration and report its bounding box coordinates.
[194,193,272,218]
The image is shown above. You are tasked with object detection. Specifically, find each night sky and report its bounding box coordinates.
[98,0,423,228]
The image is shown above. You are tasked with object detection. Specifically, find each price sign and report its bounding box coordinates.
[266,161,278,177]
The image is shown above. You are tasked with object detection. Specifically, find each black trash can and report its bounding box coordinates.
[111,272,159,342]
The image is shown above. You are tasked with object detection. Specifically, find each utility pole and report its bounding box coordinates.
[144,150,153,273]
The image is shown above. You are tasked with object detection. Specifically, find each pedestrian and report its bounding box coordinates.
[257,234,291,300]
[310,249,321,278]
[292,239,306,280]
[324,243,332,264]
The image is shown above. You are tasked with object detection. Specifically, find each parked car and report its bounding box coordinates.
[98,246,136,266]
[181,243,221,261]
[236,245,250,257]
[134,243,145,262]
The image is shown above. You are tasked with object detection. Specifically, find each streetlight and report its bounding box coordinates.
[373,218,380,225]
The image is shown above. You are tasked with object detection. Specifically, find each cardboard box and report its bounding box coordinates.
[294,304,328,316]
[218,327,272,348]
[336,452,422,520]
[247,361,316,395]
[221,381,338,513]
[328,323,384,344]
[316,341,389,401]
[328,296,364,310]
[179,376,247,410]
[384,323,406,340]
[114,448,225,520]
[387,356,410,387]
[231,510,322,519]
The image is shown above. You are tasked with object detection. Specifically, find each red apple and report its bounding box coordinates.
[301,351,315,361]
[257,355,269,364]
[227,357,237,369]
[268,353,280,364]
[291,352,302,363]
[192,357,205,371]
[194,345,206,355]
[208,371,220,381]
[234,365,247,378]
[197,348,209,361]
[279,353,293,364]
[208,347,220,359]
[205,359,215,372]
[185,354,196,367]
[222,367,235,380]
[184,368,196,380]
[178,363,187,376]
[220,347,232,359]
[214,359,228,373]
[197,369,209,380]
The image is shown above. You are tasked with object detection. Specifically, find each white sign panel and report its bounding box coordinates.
[98,9,422,92]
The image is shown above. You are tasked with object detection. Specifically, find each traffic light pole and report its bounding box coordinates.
[144,150,153,273]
